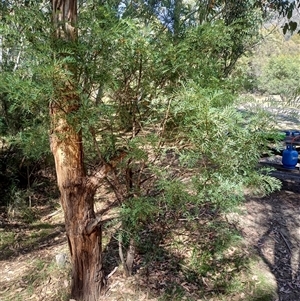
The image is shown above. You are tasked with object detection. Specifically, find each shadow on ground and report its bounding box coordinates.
[102,206,250,301]
[245,185,300,301]
[0,220,65,261]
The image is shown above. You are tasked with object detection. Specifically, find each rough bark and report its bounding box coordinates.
[50,1,105,300]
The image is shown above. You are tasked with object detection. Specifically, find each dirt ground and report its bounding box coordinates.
[1,185,300,301]
[242,187,300,301]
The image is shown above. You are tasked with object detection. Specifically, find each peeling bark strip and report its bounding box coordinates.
[51,0,77,40]
[50,1,105,300]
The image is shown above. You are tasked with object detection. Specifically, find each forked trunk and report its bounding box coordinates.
[50,1,104,300]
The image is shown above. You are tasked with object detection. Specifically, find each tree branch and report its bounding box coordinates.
[85,215,102,235]
[87,150,128,188]
[88,164,110,188]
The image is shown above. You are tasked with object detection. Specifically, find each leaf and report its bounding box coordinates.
[289,21,298,32]
[287,9,293,19]
[283,23,288,35]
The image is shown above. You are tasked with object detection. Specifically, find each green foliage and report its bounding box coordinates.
[0,2,282,299]
[121,196,158,232]
[167,82,280,209]
[7,187,37,222]
[239,25,300,95]
[0,3,54,161]
[258,54,300,97]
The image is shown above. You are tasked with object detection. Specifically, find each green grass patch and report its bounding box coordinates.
[0,221,61,260]
[245,259,278,301]
[0,231,15,258]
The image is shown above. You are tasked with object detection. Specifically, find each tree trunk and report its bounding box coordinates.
[50,1,104,300]
[50,121,105,300]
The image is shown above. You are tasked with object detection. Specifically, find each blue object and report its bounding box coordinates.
[282,144,298,169]
[284,130,300,136]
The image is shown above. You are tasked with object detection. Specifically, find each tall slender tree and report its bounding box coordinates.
[50,1,105,300]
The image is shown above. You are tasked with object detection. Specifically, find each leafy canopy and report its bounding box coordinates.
[0,0,280,225]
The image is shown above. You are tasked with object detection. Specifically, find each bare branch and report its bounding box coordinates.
[85,215,102,235]
[88,164,110,188]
